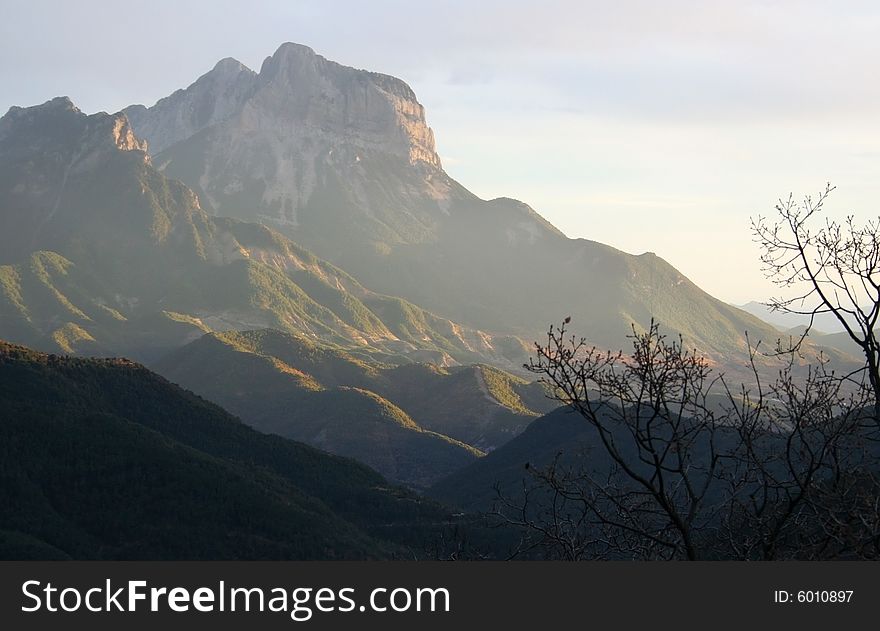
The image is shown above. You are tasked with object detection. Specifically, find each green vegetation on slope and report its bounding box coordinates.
[154,331,484,488]
[0,340,460,559]
[157,329,556,458]
[127,47,795,364]
[0,98,532,371]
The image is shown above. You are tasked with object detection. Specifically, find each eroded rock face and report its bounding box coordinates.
[255,43,441,170]
[124,58,258,156]
[123,43,445,230]
[127,43,441,169]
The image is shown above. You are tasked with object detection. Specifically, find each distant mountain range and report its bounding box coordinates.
[737,301,861,355]
[737,301,846,334]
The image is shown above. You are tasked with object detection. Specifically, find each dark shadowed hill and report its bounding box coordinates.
[426,407,590,513]
[0,340,461,559]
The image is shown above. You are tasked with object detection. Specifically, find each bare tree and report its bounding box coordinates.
[493,320,879,560]
[721,354,876,560]
[752,183,880,419]
[491,460,607,560]
[492,186,880,560]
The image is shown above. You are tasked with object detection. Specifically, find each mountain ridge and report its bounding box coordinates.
[0,338,464,559]
[123,42,789,362]
[153,328,557,486]
[0,98,531,369]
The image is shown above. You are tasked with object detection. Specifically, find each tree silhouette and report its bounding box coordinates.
[752,183,880,421]
[493,319,879,560]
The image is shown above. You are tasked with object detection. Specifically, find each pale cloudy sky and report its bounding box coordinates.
[2,0,879,304]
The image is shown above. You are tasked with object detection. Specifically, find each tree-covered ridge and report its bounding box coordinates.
[0,340,460,559]
[153,329,556,487]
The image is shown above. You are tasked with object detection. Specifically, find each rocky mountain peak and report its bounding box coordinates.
[123,56,258,155]
[212,56,252,75]
[259,42,318,72]
[121,43,446,230]
[1,96,79,145]
[126,42,442,170]
[3,95,79,117]
[0,97,148,164]
[256,42,328,92]
[0,98,156,265]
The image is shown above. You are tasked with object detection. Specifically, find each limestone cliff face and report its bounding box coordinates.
[124,58,258,155]
[124,43,447,231]
[255,43,441,169]
[127,43,441,169]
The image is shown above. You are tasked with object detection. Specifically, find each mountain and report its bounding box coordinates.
[124,43,446,239]
[737,302,865,358]
[808,329,861,355]
[0,339,467,559]
[124,42,784,360]
[153,329,556,487]
[0,96,529,368]
[737,301,847,334]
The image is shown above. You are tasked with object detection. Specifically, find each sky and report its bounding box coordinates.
[2,0,879,304]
